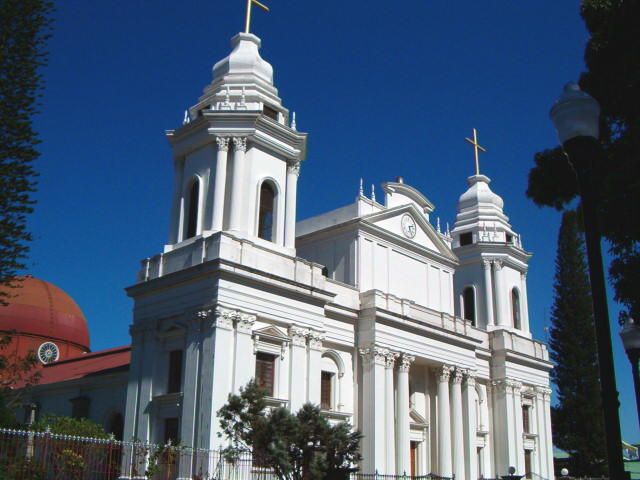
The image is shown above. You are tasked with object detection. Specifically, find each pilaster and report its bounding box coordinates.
[359,345,389,473]
[307,330,324,405]
[493,260,506,327]
[211,137,229,232]
[284,162,300,249]
[462,370,477,480]
[228,137,248,233]
[520,272,530,333]
[491,378,520,476]
[437,365,453,477]
[483,260,495,327]
[288,325,309,411]
[233,311,257,392]
[451,368,466,480]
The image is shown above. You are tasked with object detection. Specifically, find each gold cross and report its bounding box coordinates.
[245,0,269,34]
[465,128,486,176]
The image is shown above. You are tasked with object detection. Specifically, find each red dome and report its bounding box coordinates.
[0,276,90,351]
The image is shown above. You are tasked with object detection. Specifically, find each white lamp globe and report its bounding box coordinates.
[560,467,569,476]
[550,83,600,144]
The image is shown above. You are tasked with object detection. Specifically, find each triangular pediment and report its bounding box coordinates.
[253,325,289,341]
[361,204,457,262]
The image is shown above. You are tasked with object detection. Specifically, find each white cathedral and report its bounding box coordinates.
[16,24,556,480]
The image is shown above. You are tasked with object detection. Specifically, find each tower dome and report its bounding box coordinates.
[0,276,90,363]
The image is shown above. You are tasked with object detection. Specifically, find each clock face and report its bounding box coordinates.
[401,214,417,239]
[38,342,59,364]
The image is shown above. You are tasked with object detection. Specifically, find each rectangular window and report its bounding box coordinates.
[459,232,473,246]
[524,449,532,478]
[522,405,531,434]
[164,417,179,444]
[321,371,334,410]
[255,352,276,397]
[167,349,183,394]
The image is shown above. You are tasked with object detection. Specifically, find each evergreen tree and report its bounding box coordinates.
[0,0,53,304]
[549,210,606,475]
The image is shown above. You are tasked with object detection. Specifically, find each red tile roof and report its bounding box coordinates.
[26,345,131,387]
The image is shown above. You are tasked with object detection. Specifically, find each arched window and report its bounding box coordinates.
[463,286,476,326]
[258,182,276,241]
[512,288,521,329]
[186,180,199,239]
[320,353,342,411]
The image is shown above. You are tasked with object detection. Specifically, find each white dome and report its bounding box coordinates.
[457,175,504,211]
[212,33,274,85]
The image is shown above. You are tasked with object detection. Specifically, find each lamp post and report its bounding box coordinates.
[620,317,640,430]
[550,83,628,480]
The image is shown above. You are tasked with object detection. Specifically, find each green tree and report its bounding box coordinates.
[0,0,53,305]
[527,0,640,322]
[218,380,362,480]
[549,211,606,475]
[31,413,109,438]
[0,332,40,428]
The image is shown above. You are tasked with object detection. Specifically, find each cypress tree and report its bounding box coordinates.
[0,0,53,303]
[549,210,606,475]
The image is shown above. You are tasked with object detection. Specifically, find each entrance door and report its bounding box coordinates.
[410,441,419,477]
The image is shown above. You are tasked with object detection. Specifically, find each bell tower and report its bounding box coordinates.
[451,131,532,335]
[165,31,307,255]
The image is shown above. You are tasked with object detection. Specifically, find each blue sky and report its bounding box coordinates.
[27,1,638,442]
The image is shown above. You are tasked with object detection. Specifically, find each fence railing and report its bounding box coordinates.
[0,427,456,480]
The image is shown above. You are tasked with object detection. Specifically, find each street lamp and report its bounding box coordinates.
[550,83,628,480]
[620,317,640,430]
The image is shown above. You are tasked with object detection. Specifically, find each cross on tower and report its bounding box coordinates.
[245,0,269,34]
[465,128,486,176]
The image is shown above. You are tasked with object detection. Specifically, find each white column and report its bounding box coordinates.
[535,388,548,479]
[396,354,414,475]
[491,379,519,476]
[288,326,308,412]
[307,330,324,405]
[228,137,247,233]
[520,272,530,333]
[385,352,398,475]
[493,260,506,327]
[206,307,235,451]
[513,381,525,475]
[462,371,478,480]
[482,383,493,479]
[483,260,495,327]
[451,369,466,480]
[169,158,185,244]
[211,137,229,232]
[542,387,555,478]
[119,328,145,479]
[233,312,256,393]
[359,345,388,473]
[437,365,453,478]
[284,161,300,249]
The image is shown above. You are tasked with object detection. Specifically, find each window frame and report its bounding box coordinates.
[257,180,278,242]
[462,285,477,326]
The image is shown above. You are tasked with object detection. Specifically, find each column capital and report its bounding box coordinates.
[213,306,235,330]
[493,259,504,270]
[307,330,325,350]
[385,351,399,369]
[437,364,453,383]
[482,259,493,270]
[236,312,256,334]
[232,136,247,152]
[288,325,309,346]
[398,353,415,372]
[452,368,464,384]
[463,369,477,387]
[287,161,301,177]
[359,344,389,366]
[535,386,553,398]
[215,136,230,151]
[521,271,528,280]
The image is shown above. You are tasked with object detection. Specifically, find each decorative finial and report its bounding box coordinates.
[291,111,297,130]
[446,222,450,236]
[437,217,441,234]
[245,0,269,34]
[465,128,487,176]
[183,109,191,125]
[359,177,364,197]
[371,184,376,202]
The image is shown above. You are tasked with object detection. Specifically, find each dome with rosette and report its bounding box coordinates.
[0,276,90,364]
